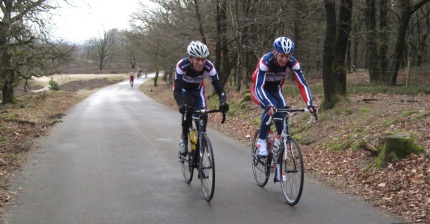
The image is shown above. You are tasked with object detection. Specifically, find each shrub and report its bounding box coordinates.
[49,78,60,91]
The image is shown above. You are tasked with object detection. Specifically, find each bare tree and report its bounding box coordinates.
[322,0,338,110]
[334,0,353,95]
[120,30,145,69]
[90,29,117,71]
[366,0,381,84]
[379,0,389,82]
[135,0,430,95]
[130,1,187,87]
[0,0,73,104]
[388,0,430,85]
[409,4,430,67]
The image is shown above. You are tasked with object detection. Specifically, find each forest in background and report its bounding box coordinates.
[1,0,430,107]
[63,0,430,108]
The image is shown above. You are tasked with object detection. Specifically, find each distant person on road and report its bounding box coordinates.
[129,74,135,88]
[144,69,148,79]
[173,41,229,157]
[136,69,142,79]
[250,36,317,157]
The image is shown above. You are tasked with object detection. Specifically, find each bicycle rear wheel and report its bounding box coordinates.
[279,137,304,205]
[199,134,215,201]
[181,142,194,184]
[251,129,270,187]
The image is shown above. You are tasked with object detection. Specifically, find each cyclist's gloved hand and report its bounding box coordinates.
[179,104,188,114]
[307,104,318,114]
[265,105,276,116]
[219,102,229,113]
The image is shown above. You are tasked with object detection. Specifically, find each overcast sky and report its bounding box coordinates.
[51,0,150,43]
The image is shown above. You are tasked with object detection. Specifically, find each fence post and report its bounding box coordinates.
[405,57,412,87]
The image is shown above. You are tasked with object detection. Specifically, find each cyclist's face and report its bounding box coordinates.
[190,57,206,71]
[274,51,290,67]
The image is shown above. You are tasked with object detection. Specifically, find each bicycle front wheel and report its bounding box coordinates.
[181,142,194,184]
[279,137,304,206]
[181,151,194,184]
[199,134,215,201]
[251,129,270,187]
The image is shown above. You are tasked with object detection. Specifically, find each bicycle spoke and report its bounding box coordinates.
[200,135,215,201]
[280,137,304,205]
[180,141,193,184]
[251,129,270,187]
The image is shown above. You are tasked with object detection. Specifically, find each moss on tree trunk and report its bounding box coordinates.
[375,131,424,168]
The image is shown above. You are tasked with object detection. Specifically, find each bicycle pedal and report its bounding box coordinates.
[178,157,184,163]
[198,174,209,179]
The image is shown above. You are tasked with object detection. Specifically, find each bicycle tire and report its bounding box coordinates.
[181,139,194,184]
[279,137,304,205]
[199,134,215,201]
[251,129,270,187]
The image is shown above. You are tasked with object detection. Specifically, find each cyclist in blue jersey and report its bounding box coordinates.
[250,37,318,157]
[173,41,229,156]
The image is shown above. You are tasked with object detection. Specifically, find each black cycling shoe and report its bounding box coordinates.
[198,173,208,179]
[178,153,185,163]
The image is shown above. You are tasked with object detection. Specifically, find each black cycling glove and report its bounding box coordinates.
[219,102,229,113]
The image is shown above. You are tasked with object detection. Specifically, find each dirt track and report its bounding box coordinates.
[15,74,127,96]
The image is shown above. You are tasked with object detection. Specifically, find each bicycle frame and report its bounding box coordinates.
[251,107,316,205]
[180,107,226,201]
[185,108,226,153]
[268,108,316,162]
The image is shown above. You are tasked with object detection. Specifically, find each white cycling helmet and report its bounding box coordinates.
[187,41,209,58]
[273,37,295,54]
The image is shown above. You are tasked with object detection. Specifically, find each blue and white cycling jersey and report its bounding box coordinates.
[252,52,313,107]
[174,57,220,91]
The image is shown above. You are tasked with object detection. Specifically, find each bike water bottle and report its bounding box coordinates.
[276,164,281,181]
[190,129,197,151]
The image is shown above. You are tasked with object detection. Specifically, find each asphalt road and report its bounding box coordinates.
[4,78,404,224]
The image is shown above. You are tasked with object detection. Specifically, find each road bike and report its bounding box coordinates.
[179,107,226,201]
[130,79,134,88]
[251,107,317,205]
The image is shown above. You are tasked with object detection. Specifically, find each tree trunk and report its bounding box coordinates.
[351,20,362,70]
[233,0,251,92]
[131,56,136,69]
[234,0,242,92]
[154,68,159,87]
[215,0,223,74]
[366,0,381,84]
[219,0,230,88]
[416,6,430,66]
[0,22,17,105]
[379,0,389,83]
[388,0,430,85]
[388,12,410,85]
[376,131,424,168]
[1,82,16,105]
[292,0,305,60]
[333,0,353,96]
[193,0,207,44]
[321,0,338,110]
